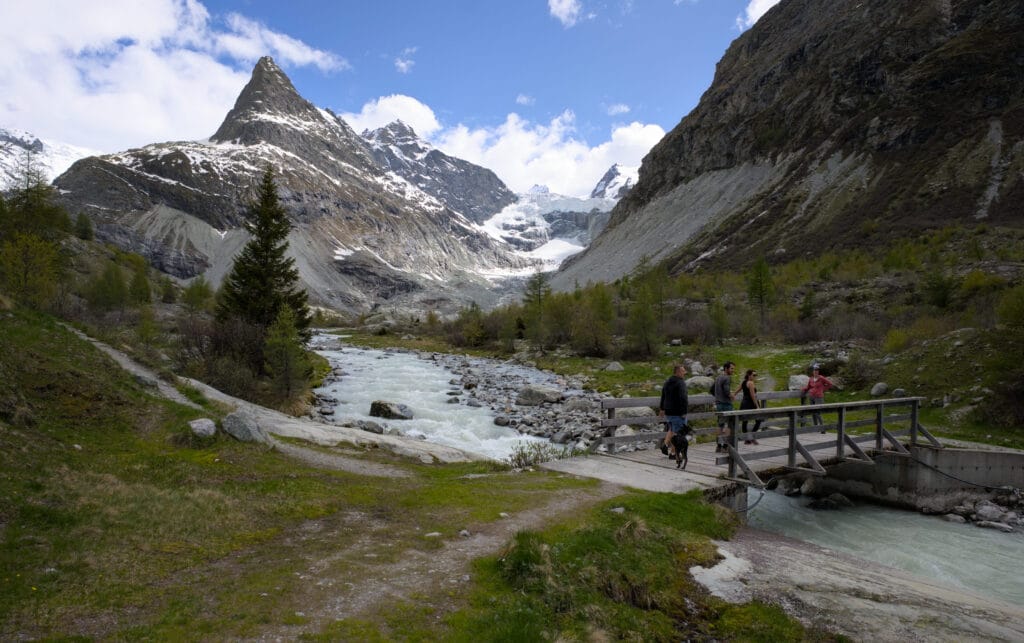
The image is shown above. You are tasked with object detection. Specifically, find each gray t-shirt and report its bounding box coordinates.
[714,373,732,405]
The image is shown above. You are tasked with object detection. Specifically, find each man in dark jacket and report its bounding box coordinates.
[658,364,690,468]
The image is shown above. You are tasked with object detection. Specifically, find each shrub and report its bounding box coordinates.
[504,442,579,469]
[840,352,881,389]
[882,328,909,353]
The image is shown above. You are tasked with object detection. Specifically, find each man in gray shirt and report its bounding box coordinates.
[713,361,736,453]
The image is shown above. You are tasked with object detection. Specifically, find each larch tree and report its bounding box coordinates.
[217,167,311,340]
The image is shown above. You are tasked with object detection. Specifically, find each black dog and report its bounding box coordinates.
[671,431,690,469]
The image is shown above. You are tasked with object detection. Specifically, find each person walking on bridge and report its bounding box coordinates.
[658,364,690,468]
[740,369,763,444]
[802,364,836,432]
[713,361,736,453]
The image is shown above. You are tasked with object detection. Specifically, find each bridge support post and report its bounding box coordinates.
[728,415,738,479]
[910,400,919,446]
[787,411,797,468]
[837,407,846,459]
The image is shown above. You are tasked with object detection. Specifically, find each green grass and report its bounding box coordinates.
[0,308,594,639]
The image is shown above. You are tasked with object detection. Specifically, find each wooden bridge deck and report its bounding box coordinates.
[542,430,851,494]
[541,396,939,495]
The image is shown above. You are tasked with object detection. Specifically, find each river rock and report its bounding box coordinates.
[942,514,967,523]
[494,415,510,426]
[976,520,1015,533]
[973,500,1008,523]
[604,361,624,372]
[516,385,563,406]
[466,399,482,408]
[370,400,414,420]
[357,420,385,434]
[188,418,216,438]
[687,376,714,394]
[892,388,906,397]
[563,397,595,412]
[871,382,889,396]
[828,493,854,508]
[222,411,268,443]
[789,374,810,391]
[808,497,840,510]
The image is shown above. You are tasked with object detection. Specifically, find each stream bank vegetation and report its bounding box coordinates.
[349,223,1024,449]
[1,309,845,640]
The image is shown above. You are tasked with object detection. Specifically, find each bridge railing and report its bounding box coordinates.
[716,397,941,484]
[593,393,942,486]
[593,390,806,453]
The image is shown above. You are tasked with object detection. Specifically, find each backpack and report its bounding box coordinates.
[709,379,717,396]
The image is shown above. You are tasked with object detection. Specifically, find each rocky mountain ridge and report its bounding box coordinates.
[553,0,1024,290]
[52,57,537,313]
[363,120,517,225]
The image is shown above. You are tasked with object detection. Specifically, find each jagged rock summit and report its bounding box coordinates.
[590,163,637,200]
[553,0,1024,290]
[363,120,516,224]
[54,56,535,312]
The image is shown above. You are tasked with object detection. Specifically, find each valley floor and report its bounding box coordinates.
[46,331,1024,640]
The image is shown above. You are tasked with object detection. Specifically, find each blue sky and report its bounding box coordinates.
[0,0,780,196]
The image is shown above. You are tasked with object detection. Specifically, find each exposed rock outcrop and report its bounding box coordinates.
[553,0,1024,289]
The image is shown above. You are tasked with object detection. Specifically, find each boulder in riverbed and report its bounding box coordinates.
[516,385,563,406]
[370,400,414,420]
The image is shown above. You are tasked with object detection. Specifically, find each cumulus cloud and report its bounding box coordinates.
[736,0,781,29]
[515,94,536,106]
[606,103,630,116]
[549,0,583,27]
[0,0,346,151]
[343,94,664,197]
[339,95,442,138]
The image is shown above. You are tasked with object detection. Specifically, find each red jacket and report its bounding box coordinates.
[803,375,834,398]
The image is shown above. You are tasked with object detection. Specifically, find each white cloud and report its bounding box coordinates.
[341,94,663,197]
[549,0,583,27]
[0,0,346,152]
[394,46,417,74]
[339,95,442,137]
[436,111,664,197]
[516,94,536,106]
[736,0,781,30]
[606,103,630,116]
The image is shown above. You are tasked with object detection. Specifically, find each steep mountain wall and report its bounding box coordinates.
[553,0,1024,289]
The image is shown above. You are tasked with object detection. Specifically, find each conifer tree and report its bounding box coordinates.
[746,256,776,324]
[217,167,311,339]
[75,212,94,240]
[0,233,61,308]
[264,306,312,401]
[129,265,151,305]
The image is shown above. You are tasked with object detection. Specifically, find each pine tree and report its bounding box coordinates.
[75,212,94,240]
[129,265,151,305]
[217,167,311,339]
[746,256,776,324]
[264,306,312,401]
[0,233,61,308]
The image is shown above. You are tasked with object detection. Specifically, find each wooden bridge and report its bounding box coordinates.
[542,391,942,493]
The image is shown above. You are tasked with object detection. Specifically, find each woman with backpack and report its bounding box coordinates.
[739,369,763,444]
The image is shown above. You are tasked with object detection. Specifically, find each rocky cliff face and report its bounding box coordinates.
[553,0,1024,289]
[363,121,517,224]
[54,57,535,312]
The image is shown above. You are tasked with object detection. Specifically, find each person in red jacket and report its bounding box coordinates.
[802,364,835,432]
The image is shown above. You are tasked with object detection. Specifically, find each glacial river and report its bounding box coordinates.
[747,488,1024,604]
[313,340,1024,604]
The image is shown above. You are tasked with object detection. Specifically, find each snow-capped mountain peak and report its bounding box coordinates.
[0,128,98,189]
[590,163,637,199]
